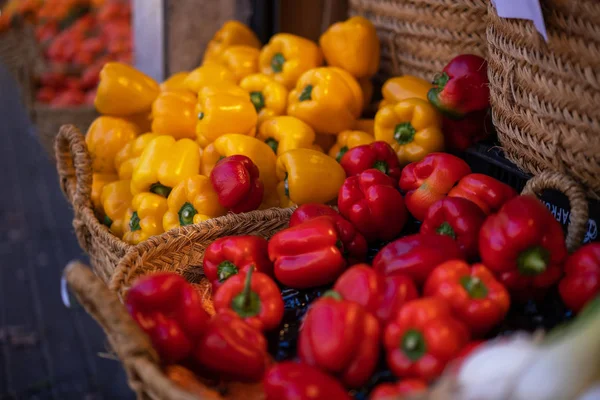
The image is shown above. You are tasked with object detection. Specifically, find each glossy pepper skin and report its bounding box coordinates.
[289,205,368,265]
[287,67,360,134]
[374,98,444,165]
[122,193,168,244]
[420,197,486,260]
[162,175,226,231]
[428,54,489,119]
[370,379,428,400]
[95,62,160,116]
[399,152,471,221]
[258,33,323,89]
[194,309,268,382]
[203,235,272,291]
[257,116,317,156]
[160,71,190,92]
[264,362,352,400]
[378,75,433,109]
[131,136,201,197]
[337,169,407,243]
[479,195,568,294]
[329,130,375,162]
[268,216,348,288]
[373,234,463,286]
[559,243,600,313]
[100,179,133,238]
[91,173,118,212]
[319,16,379,78]
[210,155,264,213]
[86,116,139,173]
[183,64,237,93]
[298,292,380,387]
[240,73,288,125]
[151,90,197,140]
[448,173,517,215]
[340,141,402,181]
[384,297,470,381]
[276,148,346,206]
[203,20,261,64]
[125,272,210,363]
[424,260,510,335]
[217,45,260,82]
[442,108,491,151]
[114,132,160,180]
[334,264,418,326]
[214,269,284,331]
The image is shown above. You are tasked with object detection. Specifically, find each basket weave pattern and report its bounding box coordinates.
[487,0,600,199]
[39,104,98,160]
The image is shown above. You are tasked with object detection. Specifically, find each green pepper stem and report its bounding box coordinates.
[517,246,550,276]
[241,268,253,308]
[250,91,265,112]
[436,222,456,240]
[373,160,388,174]
[460,275,489,299]
[231,268,261,318]
[217,260,238,282]
[197,111,204,120]
[178,202,197,226]
[150,182,172,198]
[284,172,290,197]
[393,122,416,145]
[271,53,285,73]
[299,85,313,101]
[336,146,349,162]
[102,215,112,228]
[401,329,427,361]
[129,211,141,232]
[432,72,450,89]
[266,137,279,154]
[322,290,343,301]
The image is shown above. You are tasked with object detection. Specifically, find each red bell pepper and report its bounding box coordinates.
[125,272,210,363]
[203,235,272,291]
[369,379,428,400]
[210,155,264,213]
[194,309,268,382]
[333,264,418,326]
[289,204,368,265]
[213,269,284,331]
[428,54,489,119]
[298,292,380,387]
[373,233,463,286]
[424,260,510,335]
[399,153,471,221]
[268,216,348,288]
[264,362,351,400]
[420,197,486,260]
[442,108,492,151]
[384,297,470,381]
[340,141,402,181]
[448,173,517,215]
[559,243,600,313]
[479,195,568,294]
[338,169,407,243]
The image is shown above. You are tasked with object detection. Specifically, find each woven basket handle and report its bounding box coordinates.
[521,171,589,252]
[55,124,93,209]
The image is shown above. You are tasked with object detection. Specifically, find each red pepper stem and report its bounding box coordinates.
[231,268,261,318]
[436,222,456,240]
[401,329,426,361]
[460,276,488,299]
[517,246,550,276]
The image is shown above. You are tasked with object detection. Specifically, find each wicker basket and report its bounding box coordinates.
[348,0,488,80]
[55,124,294,285]
[487,0,600,199]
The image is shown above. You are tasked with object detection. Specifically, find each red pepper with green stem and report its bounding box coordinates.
[420,197,486,260]
[203,235,272,292]
[424,260,510,335]
[210,155,264,213]
[559,243,600,313]
[369,379,428,400]
[340,141,402,181]
[298,291,380,387]
[213,268,284,331]
[399,153,471,221]
[479,195,568,295]
[125,272,210,363]
[448,173,517,215]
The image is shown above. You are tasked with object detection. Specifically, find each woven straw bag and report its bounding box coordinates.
[487,0,600,199]
[55,124,293,285]
[348,0,488,80]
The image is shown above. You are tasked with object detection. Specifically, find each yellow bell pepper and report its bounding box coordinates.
[195,85,258,147]
[239,73,287,125]
[91,173,118,212]
[86,116,139,174]
[374,98,444,165]
[328,130,375,161]
[122,193,168,244]
[330,67,363,118]
[287,67,358,134]
[219,46,260,82]
[378,75,433,109]
[183,64,237,93]
[151,90,197,140]
[258,33,323,89]
[114,132,161,180]
[257,116,316,156]
[131,136,201,197]
[160,71,190,92]
[354,119,375,135]
[319,16,380,79]
[276,149,346,206]
[203,20,261,64]
[95,62,160,116]
[100,180,133,238]
[163,175,226,231]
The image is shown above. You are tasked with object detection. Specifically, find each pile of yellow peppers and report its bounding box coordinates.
[87,17,446,245]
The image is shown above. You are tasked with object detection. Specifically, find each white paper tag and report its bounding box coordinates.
[492,0,548,41]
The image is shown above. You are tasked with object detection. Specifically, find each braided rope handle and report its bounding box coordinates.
[521,171,589,252]
[54,124,93,209]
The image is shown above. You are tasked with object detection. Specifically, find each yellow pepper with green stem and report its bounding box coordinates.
[122,193,168,244]
[203,20,261,64]
[151,90,197,140]
[219,45,260,82]
[86,116,139,174]
[114,132,161,180]
[183,64,237,93]
[257,116,318,156]
[239,73,287,126]
[328,130,375,162]
[100,180,133,238]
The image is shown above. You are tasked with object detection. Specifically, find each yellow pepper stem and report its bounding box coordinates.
[150,182,173,198]
[129,211,141,232]
[265,137,279,154]
[299,85,313,101]
[250,91,265,112]
[271,53,285,73]
[394,122,416,145]
[178,202,197,226]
